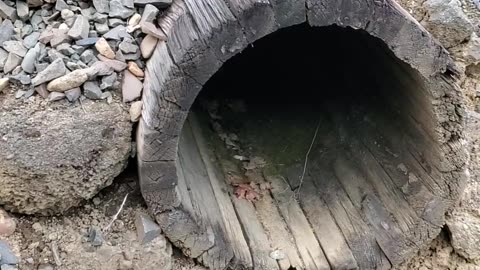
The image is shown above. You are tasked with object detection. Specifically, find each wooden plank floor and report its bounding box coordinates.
[176,100,431,269]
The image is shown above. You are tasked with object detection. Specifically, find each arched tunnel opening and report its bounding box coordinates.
[172,24,451,270]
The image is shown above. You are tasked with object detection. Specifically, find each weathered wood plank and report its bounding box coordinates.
[296,173,358,270]
[265,175,330,270]
[188,115,253,269]
[178,121,234,269]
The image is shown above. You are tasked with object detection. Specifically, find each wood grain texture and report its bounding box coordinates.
[137,0,468,268]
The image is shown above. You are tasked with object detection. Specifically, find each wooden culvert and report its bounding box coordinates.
[137,0,469,269]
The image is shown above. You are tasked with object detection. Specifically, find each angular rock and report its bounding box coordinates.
[95,37,115,59]
[135,213,160,244]
[50,29,71,47]
[140,35,158,59]
[60,9,74,20]
[0,47,8,70]
[133,0,172,8]
[47,49,67,63]
[88,227,104,247]
[3,53,22,74]
[0,20,14,46]
[56,43,75,56]
[95,23,109,35]
[140,22,166,40]
[23,87,35,99]
[32,58,66,86]
[34,62,49,73]
[27,0,43,7]
[98,54,127,71]
[123,50,141,61]
[140,4,158,25]
[2,41,27,57]
[15,89,26,99]
[103,25,131,40]
[47,69,89,92]
[122,70,142,102]
[39,29,54,44]
[86,61,113,79]
[48,91,65,101]
[21,44,41,73]
[129,101,142,122]
[76,37,99,46]
[0,240,17,265]
[34,83,49,98]
[119,39,138,54]
[128,13,141,27]
[1,264,18,270]
[23,32,40,49]
[108,18,124,28]
[93,0,109,13]
[0,1,16,20]
[123,0,134,9]
[55,0,68,11]
[65,87,80,102]
[68,15,90,40]
[83,81,103,100]
[0,78,8,93]
[127,61,144,77]
[9,72,31,85]
[100,72,117,89]
[93,12,108,23]
[423,0,474,48]
[16,0,29,21]
[80,49,94,64]
[109,0,134,19]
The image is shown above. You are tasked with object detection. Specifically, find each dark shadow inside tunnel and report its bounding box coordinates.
[176,24,443,269]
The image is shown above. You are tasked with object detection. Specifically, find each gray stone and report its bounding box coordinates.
[75,38,99,46]
[100,72,117,90]
[9,72,30,85]
[60,9,74,20]
[95,23,109,35]
[88,227,104,246]
[65,87,80,102]
[48,91,65,101]
[0,20,13,45]
[101,91,113,103]
[93,12,108,24]
[68,15,89,40]
[80,7,96,21]
[1,264,18,270]
[119,39,138,54]
[86,61,113,79]
[109,0,134,19]
[108,18,124,28]
[55,0,69,11]
[38,29,54,44]
[43,11,60,24]
[97,55,127,71]
[26,0,43,7]
[135,213,161,244]
[0,240,17,265]
[56,43,75,56]
[47,49,67,63]
[140,34,157,59]
[32,58,66,86]
[122,70,142,102]
[71,45,86,55]
[93,0,109,13]
[103,25,131,40]
[133,0,172,8]
[0,47,8,70]
[30,11,42,25]
[2,41,27,57]
[34,83,48,98]
[34,62,48,73]
[23,32,40,48]
[115,50,126,62]
[83,81,103,100]
[80,49,94,64]
[123,50,140,61]
[50,29,71,47]
[140,4,158,25]
[423,0,474,48]
[16,0,29,21]
[23,87,35,98]
[3,53,22,74]
[15,90,26,99]
[0,1,16,20]
[21,24,33,38]
[21,44,41,73]
[123,0,134,8]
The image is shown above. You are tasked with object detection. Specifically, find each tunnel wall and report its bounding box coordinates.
[137,0,468,268]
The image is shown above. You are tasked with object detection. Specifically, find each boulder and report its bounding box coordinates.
[0,92,132,215]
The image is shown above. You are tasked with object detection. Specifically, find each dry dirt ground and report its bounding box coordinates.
[1,159,479,270]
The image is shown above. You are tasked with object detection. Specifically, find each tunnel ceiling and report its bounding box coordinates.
[137,0,468,269]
